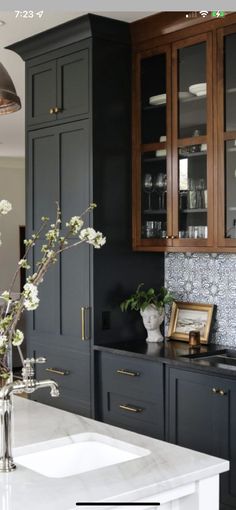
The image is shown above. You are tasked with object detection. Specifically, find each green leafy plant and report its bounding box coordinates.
[120,283,173,312]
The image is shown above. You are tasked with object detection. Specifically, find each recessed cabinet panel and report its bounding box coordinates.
[178,145,208,240]
[28,61,57,124]
[225,33,236,132]
[61,246,90,346]
[57,50,89,119]
[33,242,60,336]
[60,121,90,223]
[178,43,207,139]
[141,151,167,239]
[141,53,166,144]
[29,130,59,232]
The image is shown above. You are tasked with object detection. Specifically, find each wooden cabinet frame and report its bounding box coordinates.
[132,13,236,253]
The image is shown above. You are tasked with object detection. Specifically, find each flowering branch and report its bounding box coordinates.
[0,202,106,378]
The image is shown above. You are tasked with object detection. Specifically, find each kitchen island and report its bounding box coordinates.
[0,396,229,510]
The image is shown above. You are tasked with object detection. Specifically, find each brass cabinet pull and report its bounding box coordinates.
[54,106,62,113]
[119,404,144,413]
[116,369,140,377]
[219,389,226,396]
[46,367,70,376]
[81,306,90,341]
[212,387,218,393]
[49,107,55,114]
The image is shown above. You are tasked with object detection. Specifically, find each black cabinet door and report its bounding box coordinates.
[27,48,89,126]
[56,49,89,121]
[98,352,164,439]
[168,367,236,510]
[28,60,57,125]
[27,120,92,416]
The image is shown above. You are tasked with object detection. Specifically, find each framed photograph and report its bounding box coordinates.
[168,301,214,344]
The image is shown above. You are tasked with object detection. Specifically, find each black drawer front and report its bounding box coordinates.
[29,341,91,416]
[99,352,163,401]
[101,392,163,439]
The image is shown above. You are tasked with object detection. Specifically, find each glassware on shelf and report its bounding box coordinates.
[142,220,162,238]
[143,173,154,210]
[154,173,167,209]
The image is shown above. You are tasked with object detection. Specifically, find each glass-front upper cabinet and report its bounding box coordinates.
[218,26,236,247]
[132,46,172,249]
[172,34,214,247]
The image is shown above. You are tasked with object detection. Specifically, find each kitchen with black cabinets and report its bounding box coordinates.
[5,10,236,510]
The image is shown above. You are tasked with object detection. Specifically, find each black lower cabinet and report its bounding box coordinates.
[168,366,236,510]
[30,341,91,416]
[97,352,164,439]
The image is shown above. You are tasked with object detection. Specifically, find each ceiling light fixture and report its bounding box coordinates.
[0,63,21,114]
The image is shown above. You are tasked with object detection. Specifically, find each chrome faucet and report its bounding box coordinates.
[0,357,59,472]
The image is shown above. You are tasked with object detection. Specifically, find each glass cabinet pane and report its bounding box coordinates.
[141,151,167,239]
[141,54,166,144]
[225,33,236,132]
[225,140,236,238]
[178,144,208,239]
[178,42,207,139]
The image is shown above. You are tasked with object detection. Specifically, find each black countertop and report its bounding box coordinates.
[94,339,236,378]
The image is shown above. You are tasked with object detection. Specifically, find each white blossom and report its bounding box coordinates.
[1,291,10,301]
[0,334,7,349]
[66,216,84,234]
[45,229,59,242]
[18,259,30,269]
[23,283,40,311]
[79,228,106,248]
[12,329,24,346]
[0,200,12,215]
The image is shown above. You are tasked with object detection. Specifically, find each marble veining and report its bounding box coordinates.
[0,396,228,510]
[165,253,236,346]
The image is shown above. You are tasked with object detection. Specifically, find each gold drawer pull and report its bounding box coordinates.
[49,107,55,114]
[81,306,90,341]
[119,404,143,413]
[116,369,140,377]
[54,106,62,113]
[46,367,70,376]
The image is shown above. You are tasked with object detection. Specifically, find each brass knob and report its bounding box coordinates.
[212,387,218,393]
[54,107,62,113]
[165,235,170,239]
[219,389,226,396]
[171,235,177,239]
[49,108,54,114]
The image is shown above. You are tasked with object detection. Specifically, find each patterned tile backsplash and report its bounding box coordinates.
[165,253,236,346]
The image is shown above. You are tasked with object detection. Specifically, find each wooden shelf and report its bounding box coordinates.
[142,156,166,162]
[179,151,207,158]
[143,209,167,214]
[181,208,207,213]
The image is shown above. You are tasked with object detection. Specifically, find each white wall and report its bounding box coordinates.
[0,157,25,293]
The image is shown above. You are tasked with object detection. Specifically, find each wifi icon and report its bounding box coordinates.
[200,10,209,17]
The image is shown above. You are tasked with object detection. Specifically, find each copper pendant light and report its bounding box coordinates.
[0,62,21,114]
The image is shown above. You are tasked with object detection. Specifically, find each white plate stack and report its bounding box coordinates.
[189,83,207,97]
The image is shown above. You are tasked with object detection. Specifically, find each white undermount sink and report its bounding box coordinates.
[15,432,150,478]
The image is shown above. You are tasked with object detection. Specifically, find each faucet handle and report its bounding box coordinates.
[35,357,47,364]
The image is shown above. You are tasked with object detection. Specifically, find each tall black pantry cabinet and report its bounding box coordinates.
[8,14,164,417]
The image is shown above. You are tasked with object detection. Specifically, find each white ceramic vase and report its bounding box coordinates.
[140,304,164,343]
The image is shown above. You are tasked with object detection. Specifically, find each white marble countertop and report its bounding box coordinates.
[0,396,229,510]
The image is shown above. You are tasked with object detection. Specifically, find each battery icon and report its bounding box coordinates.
[212,11,225,17]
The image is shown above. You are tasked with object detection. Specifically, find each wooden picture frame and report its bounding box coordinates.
[168,301,214,344]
